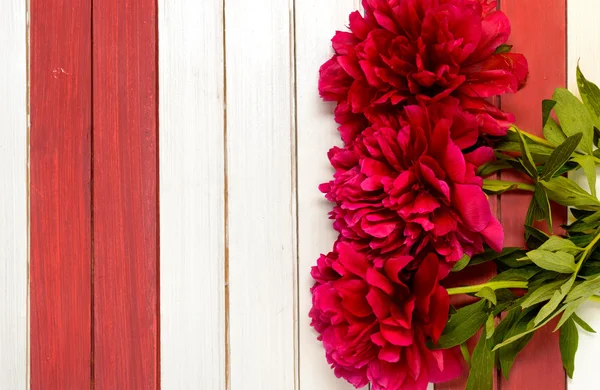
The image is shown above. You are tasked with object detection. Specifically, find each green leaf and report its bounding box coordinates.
[571,208,597,219]
[533,184,552,230]
[577,64,600,130]
[573,155,598,198]
[478,160,513,177]
[485,314,496,339]
[496,141,555,156]
[541,132,583,180]
[567,210,600,233]
[470,247,523,266]
[437,300,489,349]
[452,254,471,272]
[498,308,536,379]
[566,274,600,303]
[525,197,541,229]
[482,179,531,195]
[521,279,566,308]
[495,44,513,54]
[542,99,557,127]
[553,88,595,154]
[526,249,576,274]
[525,225,550,249]
[540,176,600,210]
[460,343,471,367]
[556,298,587,330]
[515,128,539,178]
[539,236,585,254]
[491,267,540,283]
[559,317,578,378]
[543,117,568,147]
[476,287,497,305]
[466,328,495,390]
[534,290,565,325]
[573,313,596,333]
[493,306,567,351]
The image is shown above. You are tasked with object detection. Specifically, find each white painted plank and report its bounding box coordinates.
[0,0,27,388]
[568,2,600,389]
[225,0,297,388]
[158,0,226,388]
[295,1,373,389]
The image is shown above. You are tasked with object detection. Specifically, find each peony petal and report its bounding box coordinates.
[383,255,413,284]
[332,31,358,56]
[378,344,402,363]
[428,285,450,342]
[366,268,395,295]
[427,347,465,383]
[459,53,529,97]
[366,287,391,318]
[413,253,439,297]
[349,10,371,40]
[451,183,492,232]
[468,11,511,63]
[481,215,504,252]
[380,323,414,346]
[337,241,370,278]
[465,146,495,167]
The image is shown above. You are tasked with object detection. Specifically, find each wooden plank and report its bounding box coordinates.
[30,0,93,388]
[0,0,27,388]
[499,1,567,389]
[566,2,600,388]
[225,0,297,388]
[158,0,226,388]
[296,1,375,388]
[92,0,159,388]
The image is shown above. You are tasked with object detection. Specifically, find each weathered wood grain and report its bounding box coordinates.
[0,0,27,388]
[30,0,93,388]
[225,0,297,388]
[500,1,567,389]
[158,0,226,388]
[92,0,159,387]
[295,0,373,388]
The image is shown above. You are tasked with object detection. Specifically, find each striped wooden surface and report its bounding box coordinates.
[92,0,159,388]
[0,0,27,388]
[30,0,93,388]
[6,0,600,389]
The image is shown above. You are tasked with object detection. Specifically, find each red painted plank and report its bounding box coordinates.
[30,0,93,388]
[92,0,159,388]
[500,0,567,389]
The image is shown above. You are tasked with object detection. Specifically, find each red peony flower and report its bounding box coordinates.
[320,100,502,270]
[319,0,528,144]
[310,240,464,390]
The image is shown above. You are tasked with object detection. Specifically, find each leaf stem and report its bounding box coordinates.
[509,125,592,158]
[575,228,600,273]
[509,126,555,148]
[447,281,528,296]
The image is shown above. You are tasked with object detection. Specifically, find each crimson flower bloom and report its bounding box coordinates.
[310,240,463,390]
[319,0,528,144]
[320,100,502,271]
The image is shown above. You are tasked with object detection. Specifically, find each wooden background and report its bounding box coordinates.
[2,0,600,388]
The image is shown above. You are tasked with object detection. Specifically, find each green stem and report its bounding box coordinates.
[509,125,593,159]
[447,281,528,296]
[575,228,600,272]
[509,126,555,149]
